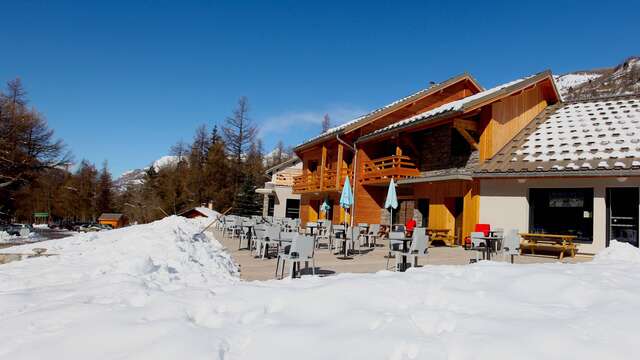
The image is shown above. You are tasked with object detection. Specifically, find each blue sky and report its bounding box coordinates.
[1,0,638,176]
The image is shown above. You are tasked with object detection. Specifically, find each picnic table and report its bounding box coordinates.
[519,233,577,260]
[426,228,454,246]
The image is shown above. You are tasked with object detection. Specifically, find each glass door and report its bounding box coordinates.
[606,188,639,247]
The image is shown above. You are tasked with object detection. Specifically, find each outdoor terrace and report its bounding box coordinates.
[360,155,420,185]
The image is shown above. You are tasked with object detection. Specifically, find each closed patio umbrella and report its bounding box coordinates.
[384,178,398,228]
[337,176,354,259]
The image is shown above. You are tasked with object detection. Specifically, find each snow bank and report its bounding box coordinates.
[593,240,640,264]
[2,220,640,359]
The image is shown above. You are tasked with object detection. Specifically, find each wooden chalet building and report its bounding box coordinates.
[294,71,561,246]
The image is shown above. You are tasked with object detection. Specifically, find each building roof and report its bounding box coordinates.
[265,156,301,175]
[294,73,483,151]
[178,206,219,218]
[477,94,640,177]
[98,213,125,221]
[357,71,559,143]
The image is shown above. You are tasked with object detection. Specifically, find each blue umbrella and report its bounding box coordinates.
[339,176,354,209]
[320,198,331,218]
[384,179,398,226]
[339,176,354,227]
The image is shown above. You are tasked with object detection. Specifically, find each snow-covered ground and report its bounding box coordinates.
[1,217,639,359]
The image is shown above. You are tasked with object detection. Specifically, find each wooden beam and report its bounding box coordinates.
[453,124,479,150]
[453,118,478,132]
[336,143,343,188]
[320,145,327,189]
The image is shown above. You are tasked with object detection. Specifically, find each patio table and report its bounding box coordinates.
[475,235,502,260]
[396,237,413,271]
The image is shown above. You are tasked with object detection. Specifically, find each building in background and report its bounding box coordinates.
[98,213,128,228]
[256,157,302,219]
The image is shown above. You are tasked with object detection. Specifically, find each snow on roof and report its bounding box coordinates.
[479,95,640,174]
[192,207,220,218]
[359,73,543,142]
[295,73,482,149]
[98,213,125,221]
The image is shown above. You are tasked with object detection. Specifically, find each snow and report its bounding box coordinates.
[516,97,640,167]
[2,217,640,359]
[554,73,603,96]
[153,155,183,171]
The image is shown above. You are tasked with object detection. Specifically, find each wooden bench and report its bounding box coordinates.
[427,228,455,247]
[519,233,577,260]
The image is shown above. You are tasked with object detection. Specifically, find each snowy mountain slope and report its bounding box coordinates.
[555,56,640,100]
[115,155,183,191]
[2,216,640,359]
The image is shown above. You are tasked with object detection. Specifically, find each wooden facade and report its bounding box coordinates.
[294,72,560,242]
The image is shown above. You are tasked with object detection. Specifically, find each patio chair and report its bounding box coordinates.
[469,231,486,262]
[330,224,345,253]
[367,224,381,247]
[386,231,406,270]
[275,234,316,279]
[357,223,369,246]
[251,224,267,256]
[316,220,332,250]
[393,228,429,271]
[238,219,256,250]
[492,228,504,253]
[501,229,520,263]
[345,226,361,256]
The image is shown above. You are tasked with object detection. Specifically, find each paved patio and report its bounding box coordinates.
[210,229,593,281]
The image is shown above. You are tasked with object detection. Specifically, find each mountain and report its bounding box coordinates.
[114,155,182,191]
[555,56,640,101]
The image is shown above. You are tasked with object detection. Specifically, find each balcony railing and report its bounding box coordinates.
[292,168,353,193]
[360,155,420,185]
[293,173,320,193]
[274,171,301,186]
[323,168,353,191]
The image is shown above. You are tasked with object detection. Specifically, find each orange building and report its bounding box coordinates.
[293,71,560,245]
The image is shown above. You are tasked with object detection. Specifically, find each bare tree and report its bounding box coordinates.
[321,113,331,133]
[222,96,257,164]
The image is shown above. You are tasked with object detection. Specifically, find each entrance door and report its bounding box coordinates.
[606,188,639,247]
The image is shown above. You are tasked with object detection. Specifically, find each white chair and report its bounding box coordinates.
[275,234,316,279]
[357,223,369,246]
[367,224,381,247]
[252,224,267,256]
[345,226,361,256]
[316,220,332,250]
[469,231,486,262]
[501,229,520,263]
[238,219,256,250]
[394,228,429,270]
[386,231,405,270]
[330,224,345,253]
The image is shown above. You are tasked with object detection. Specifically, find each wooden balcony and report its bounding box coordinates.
[360,155,420,185]
[292,168,353,194]
[293,173,321,193]
[322,168,353,192]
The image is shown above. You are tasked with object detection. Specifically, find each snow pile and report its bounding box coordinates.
[593,240,640,264]
[2,220,640,359]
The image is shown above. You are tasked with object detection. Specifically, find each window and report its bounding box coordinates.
[267,196,275,217]
[529,188,594,243]
[285,199,300,219]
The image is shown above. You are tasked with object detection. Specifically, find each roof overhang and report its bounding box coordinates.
[294,73,484,152]
[397,174,474,185]
[474,170,640,179]
[356,70,559,144]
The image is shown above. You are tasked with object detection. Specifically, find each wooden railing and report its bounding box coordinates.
[293,173,320,193]
[360,155,420,184]
[274,171,301,186]
[292,168,353,193]
[323,168,353,191]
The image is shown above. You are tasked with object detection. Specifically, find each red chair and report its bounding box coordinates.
[464,224,491,249]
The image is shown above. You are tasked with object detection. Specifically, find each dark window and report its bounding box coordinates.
[529,188,594,243]
[285,199,300,219]
[308,161,318,172]
[267,196,275,217]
